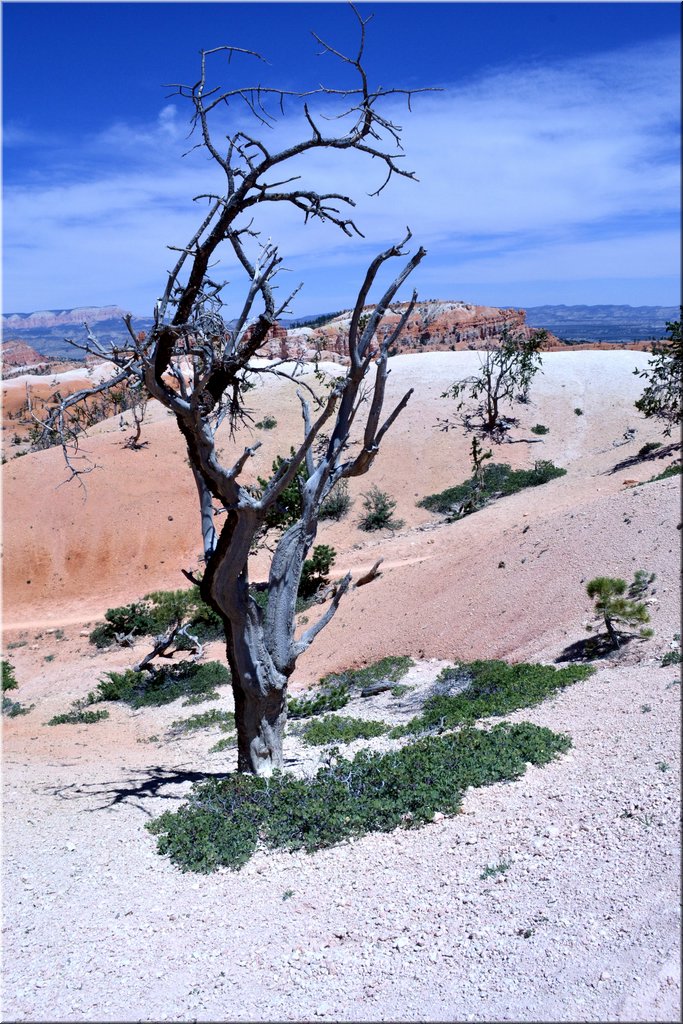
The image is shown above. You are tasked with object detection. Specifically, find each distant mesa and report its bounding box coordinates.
[1,301,675,364]
[1,305,131,331]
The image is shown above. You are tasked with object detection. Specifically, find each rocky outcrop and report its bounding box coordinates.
[1,339,48,369]
[255,301,550,363]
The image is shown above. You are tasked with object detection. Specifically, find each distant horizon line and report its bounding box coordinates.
[3,300,680,320]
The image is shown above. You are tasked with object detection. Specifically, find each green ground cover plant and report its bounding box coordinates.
[300,714,388,745]
[96,661,230,709]
[287,656,414,719]
[2,697,34,718]
[209,734,237,754]
[170,709,235,733]
[646,463,681,483]
[48,708,110,726]
[480,860,511,880]
[147,721,571,872]
[418,460,566,518]
[530,424,549,435]
[391,660,594,737]
[287,680,351,719]
[638,441,662,457]
[323,655,414,691]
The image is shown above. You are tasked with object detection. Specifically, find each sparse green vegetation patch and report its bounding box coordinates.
[300,714,388,746]
[48,708,110,726]
[287,656,413,719]
[287,680,351,720]
[171,709,235,734]
[2,697,34,718]
[322,655,414,691]
[638,441,662,457]
[391,660,594,737]
[147,721,571,873]
[89,590,223,649]
[418,460,566,518]
[96,661,230,709]
[646,463,681,483]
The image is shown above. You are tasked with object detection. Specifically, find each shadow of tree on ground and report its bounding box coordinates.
[607,440,681,476]
[555,634,637,664]
[44,764,229,816]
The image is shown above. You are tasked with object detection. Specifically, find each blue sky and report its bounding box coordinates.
[3,1,681,316]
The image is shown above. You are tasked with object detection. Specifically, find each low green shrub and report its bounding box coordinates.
[88,590,224,649]
[255,415,277,430]
[480,860,511,880]
[299,545,336,599]
[48,708,110,726]
[574,407,583,416]
[638,441,662,457]
[530,424,549,435]
[287,680,350,719]
[319,480,352,521]
[89,601,157,648]
[287,657,413,719]
[171,709,235,733]
[661,649,681,667]
[2,696,34,717]
[323,655,414,691]
[96,661,230,708]
[418,460,566,518]
[147,721,572,872]
[209,734,237,754]
[391,684,414,698]
[392,660,594,737]
[358,485,403,532]
[301,715,388,746]
[182,690,220,706]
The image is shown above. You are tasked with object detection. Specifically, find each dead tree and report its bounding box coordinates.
[40,9,428,774]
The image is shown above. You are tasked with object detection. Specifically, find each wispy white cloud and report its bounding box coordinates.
[3,37,680,313]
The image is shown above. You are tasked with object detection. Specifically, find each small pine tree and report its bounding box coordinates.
[1,658,18,692]
[358,485,403,532]
[634,314,682,436]
[299,545,337,599]
[586,573,653,649]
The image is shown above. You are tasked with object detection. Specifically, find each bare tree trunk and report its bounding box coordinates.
[604,613,620,649]
[231,677,287,775]
[223,605,290,775]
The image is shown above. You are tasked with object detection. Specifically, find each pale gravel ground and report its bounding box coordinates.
[2,350,681,1021]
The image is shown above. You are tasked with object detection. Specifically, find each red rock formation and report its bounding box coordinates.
[252,301,561,364]
[1,339,48,369]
